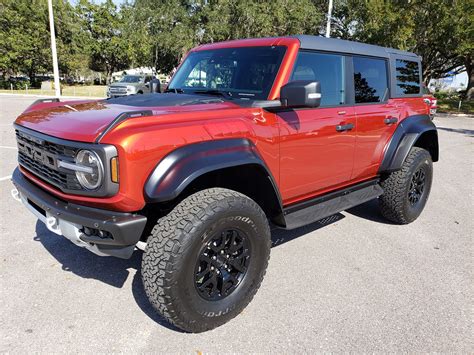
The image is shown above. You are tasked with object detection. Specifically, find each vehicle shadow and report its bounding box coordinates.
[436,126,474,137]
[33,199,383,330]
[34,221,181,332]
[345,198,395,224]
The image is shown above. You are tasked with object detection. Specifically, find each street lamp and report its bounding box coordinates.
[325,0,333,38]
[47,0,61,97]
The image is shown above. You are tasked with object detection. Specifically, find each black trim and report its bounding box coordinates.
[379,114,438,173]
[95,110,153,143]
[12,168,147,247]
[144,138,282,205]
[28,97,60,107]
[282,179,383,230]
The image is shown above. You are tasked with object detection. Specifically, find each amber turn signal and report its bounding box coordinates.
[110,157,119,183]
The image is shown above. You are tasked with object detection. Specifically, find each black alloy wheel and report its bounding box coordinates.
[195,228,251,301]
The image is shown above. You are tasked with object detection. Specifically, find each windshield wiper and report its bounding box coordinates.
[192,89,233,99]
[164,88,184,93]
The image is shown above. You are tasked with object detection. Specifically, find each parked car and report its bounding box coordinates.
[11,35,438,333]
[422,85,438,119]
[107,74,153,98]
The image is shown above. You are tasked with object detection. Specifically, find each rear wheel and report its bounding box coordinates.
[141,188,271,333]
[379,147,433,224]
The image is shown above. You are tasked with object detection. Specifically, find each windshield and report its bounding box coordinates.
[119,75,143,83]
[168,46,286,100]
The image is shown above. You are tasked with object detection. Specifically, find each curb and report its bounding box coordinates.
[435,112,474,119]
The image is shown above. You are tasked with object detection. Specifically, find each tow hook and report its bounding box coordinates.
[11,188,21,202]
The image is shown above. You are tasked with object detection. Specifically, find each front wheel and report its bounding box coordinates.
[379,147,433,224]
[141,188,271,333]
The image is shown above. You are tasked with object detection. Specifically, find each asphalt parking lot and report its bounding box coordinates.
[0,95,472,352]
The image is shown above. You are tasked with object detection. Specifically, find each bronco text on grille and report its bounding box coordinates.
[16,129,83,191]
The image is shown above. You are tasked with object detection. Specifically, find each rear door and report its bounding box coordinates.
[351,56,400,180]
[278,51,356,203]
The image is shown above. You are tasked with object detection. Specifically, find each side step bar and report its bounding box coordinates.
[282,179,383,230]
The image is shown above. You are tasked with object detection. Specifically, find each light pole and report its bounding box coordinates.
[47,0,61,97]
[325,0,333,38]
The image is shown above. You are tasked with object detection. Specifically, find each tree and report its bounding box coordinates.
[0,0,51,78]
[131,0,323,74]
[325,0,471,88]
[77,0,130,83]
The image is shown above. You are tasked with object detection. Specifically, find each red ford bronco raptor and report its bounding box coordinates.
[11,35,438,332]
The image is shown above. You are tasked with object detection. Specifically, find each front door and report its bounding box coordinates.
[278,51,356,203]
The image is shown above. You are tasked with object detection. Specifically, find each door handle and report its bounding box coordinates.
[336,123,354,132]
[384,117,398,125]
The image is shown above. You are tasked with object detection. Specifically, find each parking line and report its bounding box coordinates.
[0,175,12,182]
[0,146,17,150]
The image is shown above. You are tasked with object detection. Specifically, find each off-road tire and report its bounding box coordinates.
[379,147,433,224]
[142,188,271,333]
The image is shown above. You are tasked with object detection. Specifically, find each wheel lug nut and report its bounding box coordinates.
[220,250,224,254]
[212,256,216,260]
[210,266,215,270]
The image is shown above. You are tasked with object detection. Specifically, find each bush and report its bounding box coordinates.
[0,78,31,90]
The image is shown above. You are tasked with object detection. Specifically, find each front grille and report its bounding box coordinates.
[109,87,127,93]
[16,129,83,191]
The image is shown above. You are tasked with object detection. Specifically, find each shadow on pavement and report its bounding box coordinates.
[34,220,181,332]
[345,198,395,224]
[33,198,385,330]
[437,126,474,137]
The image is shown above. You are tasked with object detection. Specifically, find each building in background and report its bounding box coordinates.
[429,70,468,93]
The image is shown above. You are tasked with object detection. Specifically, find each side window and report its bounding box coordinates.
[395,59,420,95]
[290,52,345,107]
[353,57,388,103]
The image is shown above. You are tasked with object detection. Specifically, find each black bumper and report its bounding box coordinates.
[12,168,147,248]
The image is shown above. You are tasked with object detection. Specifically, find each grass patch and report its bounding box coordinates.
[0,85,106,98]
[437,99,474,114]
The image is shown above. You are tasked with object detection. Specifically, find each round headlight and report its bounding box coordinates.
[75,150,103,190]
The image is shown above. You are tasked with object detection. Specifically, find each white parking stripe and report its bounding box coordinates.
[0,146,17,150]
[0,175,12,182]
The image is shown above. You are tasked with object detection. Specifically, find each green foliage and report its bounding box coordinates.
[76,0,131,82]
[0,0,471,93]
[327,0,473,86]
[0,0,51,77]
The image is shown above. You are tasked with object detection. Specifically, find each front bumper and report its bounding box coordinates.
[11,168,147,258]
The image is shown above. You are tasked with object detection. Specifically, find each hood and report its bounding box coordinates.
[15,93,239,142]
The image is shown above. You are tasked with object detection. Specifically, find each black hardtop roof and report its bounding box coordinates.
[292,35,419,59]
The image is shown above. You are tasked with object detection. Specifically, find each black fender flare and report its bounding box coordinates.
[144,138,283,208]
[379,114,438,173]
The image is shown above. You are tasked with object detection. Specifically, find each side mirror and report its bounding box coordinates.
[280,80,321,108]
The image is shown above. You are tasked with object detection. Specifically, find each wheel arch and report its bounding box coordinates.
[379,114,438,174]
[143,139,285,226]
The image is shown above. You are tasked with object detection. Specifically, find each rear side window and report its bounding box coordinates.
[395,59,420,95]
[353,57,388,103]
[291,52,346,107]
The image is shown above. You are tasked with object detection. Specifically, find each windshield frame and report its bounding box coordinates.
[168,46,287,100]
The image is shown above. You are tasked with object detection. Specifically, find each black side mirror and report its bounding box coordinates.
[280,80,321,108]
